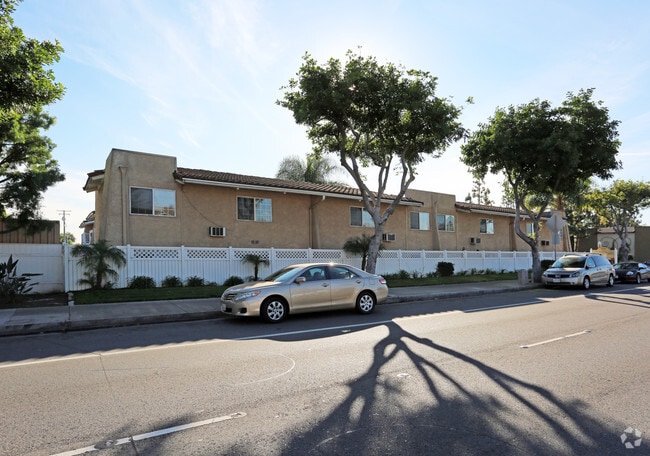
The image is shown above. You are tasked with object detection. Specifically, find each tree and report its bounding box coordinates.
[0,0,65,233]
[241,253,270,281]
[465,174,493,205]
[279,50,466,273]
[60,232,75,244]
[343,234,384,271]
[71,239,127,289]
[276,153,345,185]
[560,181,601,251]
[461,89,621,282]
[587,180,650,261]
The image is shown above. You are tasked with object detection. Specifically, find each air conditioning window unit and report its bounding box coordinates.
[382,233,396,242]
[209,226,226,237]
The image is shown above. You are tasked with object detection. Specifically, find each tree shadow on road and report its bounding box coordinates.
[228,321,630,455]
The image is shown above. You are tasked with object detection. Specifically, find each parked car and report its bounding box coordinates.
[542,253,615,289]
[613,261,650,283]
[220,263,389,323]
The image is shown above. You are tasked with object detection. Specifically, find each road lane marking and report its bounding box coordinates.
[520,330,591,348]
[51,412,246,455]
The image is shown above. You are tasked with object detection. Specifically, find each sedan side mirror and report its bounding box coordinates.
[295,276,306,284]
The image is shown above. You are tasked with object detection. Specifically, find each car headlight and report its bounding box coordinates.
[569,272,580,278]
[626,271,634,276]
[235,290,261,301]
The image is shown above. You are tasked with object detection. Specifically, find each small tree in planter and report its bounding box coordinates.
[343,234,384,271]
[71,240,127,289]
[241,254,269,281]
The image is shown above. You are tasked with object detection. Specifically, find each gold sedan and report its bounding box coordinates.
[220,263,389,323]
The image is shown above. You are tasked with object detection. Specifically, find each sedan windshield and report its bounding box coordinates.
[614,263,636,269]
[263,265,303,282]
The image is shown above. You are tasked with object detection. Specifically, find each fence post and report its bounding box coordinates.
[181,245,187,281]
[63,243,70,292]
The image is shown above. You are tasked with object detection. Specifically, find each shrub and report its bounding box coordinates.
[128,276,156,289]
[437,261,454,277]
[161,275,183,288]
[185,276,205,287]
[382,270,411,280]
[223,276,244,287]
[0,255,40,304]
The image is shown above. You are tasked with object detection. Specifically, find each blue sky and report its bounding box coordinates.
[13,0,650,238]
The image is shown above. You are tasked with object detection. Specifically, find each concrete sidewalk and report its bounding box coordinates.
[0,280,537,337]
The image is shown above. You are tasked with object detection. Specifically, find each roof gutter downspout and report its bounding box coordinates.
[309,195,326,248]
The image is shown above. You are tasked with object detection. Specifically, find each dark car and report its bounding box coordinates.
[613,262,650,283]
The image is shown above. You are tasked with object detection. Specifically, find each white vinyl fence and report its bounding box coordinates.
[0,243,574,293]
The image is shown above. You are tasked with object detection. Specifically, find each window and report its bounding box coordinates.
[526,223,535,236]
[350,207,374,227]
[479,218,494,234]
[130,187,176,216]
[237,197,272,222]
[410,212,430,230]
[437,214,455,232]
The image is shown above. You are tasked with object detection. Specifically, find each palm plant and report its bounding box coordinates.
[71,239,127,289]
[343,234,384,271]
[241,253,270,281]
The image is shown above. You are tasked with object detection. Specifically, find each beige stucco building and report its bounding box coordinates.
[82,149,570,252]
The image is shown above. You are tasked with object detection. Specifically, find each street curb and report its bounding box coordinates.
[385,283,539,304]
[1,311,221,337]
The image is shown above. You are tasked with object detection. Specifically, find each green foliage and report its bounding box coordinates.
[240,254,270,281]
[223,276,244,287]
[128,276,156,289]
[0,1,66,231]
[278,49,466,273]
[71,240,127,289]
[343,234,384,271]
[587,179,650,261]
[436,262,455,277]
[276,154,345,186]
[0,254,39,304]
[185,276,205,287]
[161,276,183,288]
[382,270,411,280]
[461,89,621,282]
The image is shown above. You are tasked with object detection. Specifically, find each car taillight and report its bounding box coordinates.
[378,277,387,285]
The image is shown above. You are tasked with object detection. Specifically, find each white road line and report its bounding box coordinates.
[520,330,592,349]
[51,412,246,456]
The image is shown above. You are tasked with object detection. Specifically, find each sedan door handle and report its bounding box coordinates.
[322,283,329,287]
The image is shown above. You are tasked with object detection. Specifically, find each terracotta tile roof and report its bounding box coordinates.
[174,167,422,205]
[455,201,553,218]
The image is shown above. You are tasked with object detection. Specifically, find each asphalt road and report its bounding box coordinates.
[1,284,649,455]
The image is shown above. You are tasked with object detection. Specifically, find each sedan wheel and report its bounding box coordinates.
[582,276,591,290]
[607,274,614,287]
[356,291,376,314]
[636,274,642,284]
[261,298,287,323]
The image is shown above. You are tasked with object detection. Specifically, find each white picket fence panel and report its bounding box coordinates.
[0,243,574,293]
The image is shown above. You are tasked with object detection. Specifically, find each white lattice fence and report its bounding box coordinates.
[0,243,579,292]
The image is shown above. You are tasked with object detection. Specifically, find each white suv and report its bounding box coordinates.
[542,253,615,289]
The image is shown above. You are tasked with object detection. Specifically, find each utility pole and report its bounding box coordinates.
[58,209,71,243]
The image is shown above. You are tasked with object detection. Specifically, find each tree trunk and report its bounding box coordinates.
[365,232,384,274]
